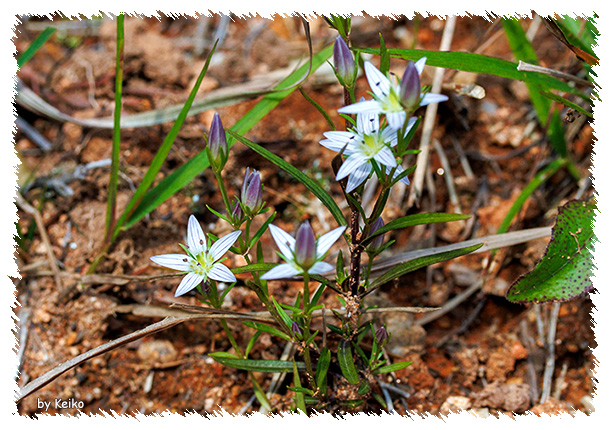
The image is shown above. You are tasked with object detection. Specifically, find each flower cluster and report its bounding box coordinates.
[321,59,447,192]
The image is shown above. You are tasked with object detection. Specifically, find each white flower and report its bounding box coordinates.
[319,110,416,192]
[338,59,448,130]
[261,223,346,280]
[150,215,242,297]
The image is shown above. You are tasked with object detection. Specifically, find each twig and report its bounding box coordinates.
[517,61,595,88]
[519,319,540,403]
[433,139,461,212]
[15,116,52,152]
[15,193,63,293]
[16,308,31,379]
[534,304,545,346]
[380,383,394,413]
[264,342,295,412]
[451,135,474,180]
[540,302,561,403]
[553,362,568,400]
[416,280,483,326]
[406,15,457,208]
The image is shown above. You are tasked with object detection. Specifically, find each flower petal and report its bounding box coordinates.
[268,224,296,259]
[373,146,397,168]
[420,93,448,106]
[208,263,237,283]
[316,226,346,257]
[209,230,242,261]
[386,111,407,130]
[150,254,192,271]
[260,263,300,280]
[336,154,368,181]
[415,57,427,75]
[309,261,334,275]
[187,215,206,254]
[357,111,379,135]
[364,62,391,98]
[345,162,372,193]
[338,99,382,115]
[174,272,204,297]
[319,131,359,155]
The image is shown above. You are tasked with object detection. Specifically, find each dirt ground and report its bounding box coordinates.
[13,14,596,416]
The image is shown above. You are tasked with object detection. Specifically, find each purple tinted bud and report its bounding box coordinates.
[367,217,385,252]
[231,199,244,223]
[294,221,316,270]
[333,35,356,87]
[399,61,421,110]
[209,113,228,167]
[241,168,263,214]
[291,321,302,337]
[375,326,388,344]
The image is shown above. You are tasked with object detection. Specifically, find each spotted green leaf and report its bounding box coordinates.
[506,199,596,303]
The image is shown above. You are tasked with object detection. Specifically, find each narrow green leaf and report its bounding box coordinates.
[228,129,347,226]
[113,40,219,240]
[357,381,371,395]
[17,27,56,68]
[272,297,293,328]
[379,33,389,75]
[506,199,596,303]
[310,282,327,308]
[390,165,416,187]
[249,212,277,250]
[292,360,307,414]
[540,90,593,118]
[373,360,412,374]
[338,340,360,384]
[245,331,261,358]
[289,386,314,395]
[123,45,334,230]
[105,15,124,242]
[362,212,471,246]
[251,377,272,411]
[231,263,277,274]
[206,205,233,224]
[369,243,484,290]
[243,321,291,342]
[209,355,306,373]
[497,158,567,235]
[316,347,331,395]
[356,48,586,99]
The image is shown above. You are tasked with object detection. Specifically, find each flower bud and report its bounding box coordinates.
[291,321,303,337]
[333,35,356,87]
[241,168,263,215]
[367,217,385,253]
[399,61,421,111]
[208,113,228,169]
[375,326,388,345]
[294,221,316,271]
[231,199,244,224]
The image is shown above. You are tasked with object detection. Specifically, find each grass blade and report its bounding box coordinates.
[497,158,567,235]
[122,45,334,230]
[17,27,56,68]
[227,129,347,227]
[111,40,219,240]
[209,353,306,373]
[105,14,124,242]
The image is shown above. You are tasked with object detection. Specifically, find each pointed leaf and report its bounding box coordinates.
[506,199,596,303]
[338,340,360,384]
[369,243,483,290]
[373,360,412,374]
[209,353,306,372]
[243,321,291,342]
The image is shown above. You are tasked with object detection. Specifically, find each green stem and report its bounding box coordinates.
[220,318,243,357]
[213,169,232,215]
[104,14,124,243]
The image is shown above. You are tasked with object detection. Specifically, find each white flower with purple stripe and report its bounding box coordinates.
[319,110,416,192]
[338,58,448,130]
[150,215,241,297]
[261,222,346,280]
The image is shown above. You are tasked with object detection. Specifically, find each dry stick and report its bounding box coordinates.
[540,302,561,403]
[16,315,201,403]
[16,308,31,379]
[451,136,475,180]
[519,319,540,403]
[15,193,63,293]
[264,342,296,412]
[405,15,456,208]
[517,61,595,88]
[433,139,461,213]
[553,362,568,400]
